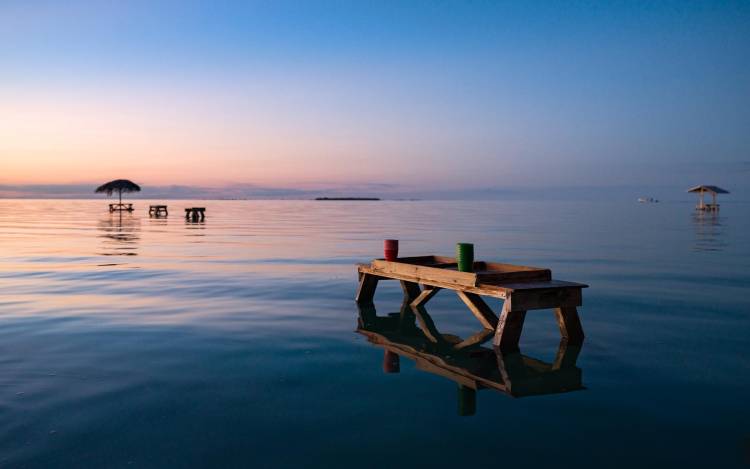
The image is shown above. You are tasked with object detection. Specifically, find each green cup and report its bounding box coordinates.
[456,243,474,272]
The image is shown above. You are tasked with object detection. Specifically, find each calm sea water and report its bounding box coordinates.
[0,199,748,468]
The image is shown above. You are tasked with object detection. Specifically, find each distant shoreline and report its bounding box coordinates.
[314,197,381,201]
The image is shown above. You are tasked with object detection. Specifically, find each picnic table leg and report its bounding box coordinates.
[356,303,378,328]
[456,291,499,330]
[495,348,526,394]
[410,304,448,346]
[457,385,476,416]
[397,299,420,334]
[552,338,582,370]
[493,299,527,352]
[355,273,379,305]
[453,328,494,350]
[554,306,585,345]
[399,281,421,303]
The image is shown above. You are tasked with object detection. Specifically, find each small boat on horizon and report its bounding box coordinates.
[638,197,659,203]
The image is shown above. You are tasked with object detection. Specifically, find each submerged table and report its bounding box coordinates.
[185,207,206,220]
[356,256,587,352]
[149,205,168,217]
[109,203,133,212]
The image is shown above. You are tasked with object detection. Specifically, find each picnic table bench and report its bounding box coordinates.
[356,255,587,352]
[109,203,133,212]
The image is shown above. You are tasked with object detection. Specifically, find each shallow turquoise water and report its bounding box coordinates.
[0,199,748,468]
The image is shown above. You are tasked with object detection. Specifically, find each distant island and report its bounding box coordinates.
[314,197,381,201]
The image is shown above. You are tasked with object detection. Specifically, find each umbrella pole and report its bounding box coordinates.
[119,189,122,205]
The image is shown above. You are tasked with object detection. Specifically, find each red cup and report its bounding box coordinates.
[384,239,399,261]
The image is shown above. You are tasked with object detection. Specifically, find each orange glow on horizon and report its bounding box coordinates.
[0,87,447,188]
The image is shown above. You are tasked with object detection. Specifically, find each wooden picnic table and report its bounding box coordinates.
[109,203,133,212]
[149,205,168,217]
[185,207,206,220]
[356,255,587,352]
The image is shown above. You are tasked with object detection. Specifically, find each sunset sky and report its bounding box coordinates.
[1,1,749,197]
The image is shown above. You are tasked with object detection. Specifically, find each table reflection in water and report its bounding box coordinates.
[357,303,584,415]
[97,212,140,257]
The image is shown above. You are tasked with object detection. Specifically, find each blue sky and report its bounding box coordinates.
[1,1,749,197]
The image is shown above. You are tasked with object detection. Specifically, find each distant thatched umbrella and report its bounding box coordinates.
[95,179,141,205]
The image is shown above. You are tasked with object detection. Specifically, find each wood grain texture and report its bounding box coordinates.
[493,300,527,352]
[371,257,552,287]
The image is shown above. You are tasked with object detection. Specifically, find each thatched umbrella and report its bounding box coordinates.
[95,179,141,205]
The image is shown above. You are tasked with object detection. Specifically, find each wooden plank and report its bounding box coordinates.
[359,265,585,294]
[507,287,582,310]
[372,258,553,287]
[453,328,494,350]
[414,359,478,389]
[493,301,527,352]
[554,307,585,345]
[476,263,551,284]
[411,305,447,345]
[359,264,508,299]
[384,255,459,268]
[410,285,442,307]
[372,259,477,287]
[456,291,499,330]
[496,280,588,290]
[355,273,380,304]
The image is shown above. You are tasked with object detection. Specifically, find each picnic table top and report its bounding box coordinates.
[358,255,587,296]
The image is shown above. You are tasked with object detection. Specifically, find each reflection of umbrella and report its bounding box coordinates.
[95,179,141,205]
